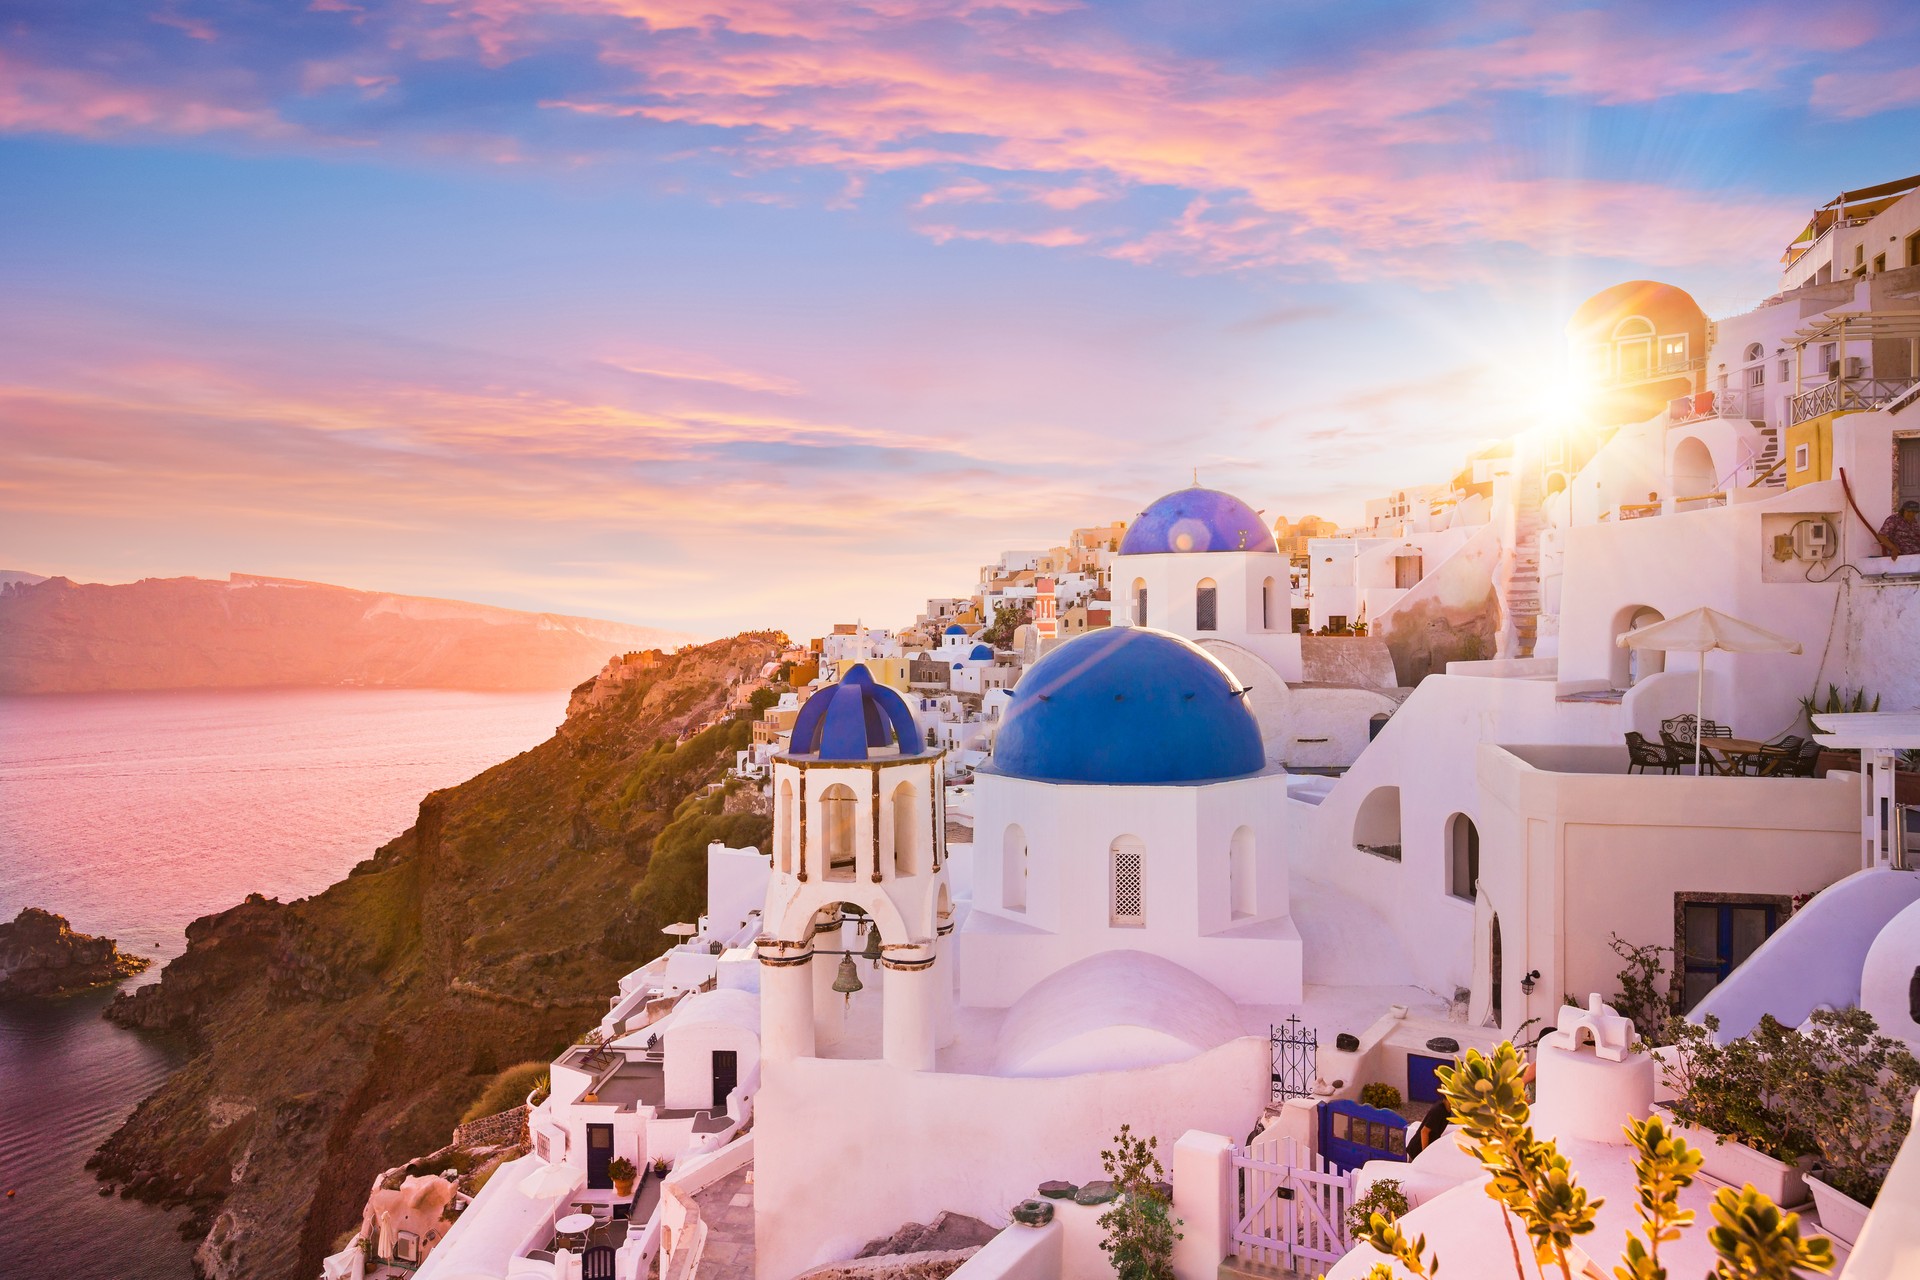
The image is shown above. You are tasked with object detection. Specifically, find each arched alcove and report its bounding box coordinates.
[1354,786,1402,861]
[1132,577,1148,627]
[1446,812,1479,901]
[1261,577,1276,630]
[1610,604,1667,688]
[1229,826,1255,919]
[1002,823,1028,912]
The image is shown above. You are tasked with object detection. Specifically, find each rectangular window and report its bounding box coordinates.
[1679,898,1782,1011]
[1821,342,1837,370]
[1794,443,1809,472]
[1111,847,1144,927]
[1394,555,1423,589]
[1327,615,1348,632]
[1873,253,1887,273]
[1746,365,1764,387]
[1909,230,1920,268]
[1292,607,1310,633]
[1779,359,1789,382]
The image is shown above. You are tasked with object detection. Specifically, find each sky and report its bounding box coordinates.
[1,1,1916,638]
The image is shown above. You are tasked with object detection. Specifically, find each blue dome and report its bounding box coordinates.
[968,644,995,661]
[788,666,923,762]
[944,624,967,635]
[1119,487,1276,556]
[988,628,1264,785]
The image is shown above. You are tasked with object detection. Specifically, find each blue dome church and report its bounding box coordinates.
[959,626,1301,1009]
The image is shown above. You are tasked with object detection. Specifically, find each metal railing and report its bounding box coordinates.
[1788,376,1919,424]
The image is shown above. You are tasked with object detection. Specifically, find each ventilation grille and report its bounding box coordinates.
[1112,848,1144,926]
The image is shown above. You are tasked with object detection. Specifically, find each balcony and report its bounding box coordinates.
[1788,376,1920,424]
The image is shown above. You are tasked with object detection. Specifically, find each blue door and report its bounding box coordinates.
[1319,1099,1409,1171]
[1406,1053,1452,1104]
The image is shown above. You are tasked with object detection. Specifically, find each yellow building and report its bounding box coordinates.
[1785,411,1849,489]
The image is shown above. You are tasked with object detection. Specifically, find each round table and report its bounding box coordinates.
[555,1212,595,1248]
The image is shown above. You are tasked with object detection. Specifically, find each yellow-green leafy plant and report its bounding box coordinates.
[1612,1113,1701,1280]
[1438,1043,1601,1280]
[1358,1212,1439,1278]
[1704,1186,1834,1280]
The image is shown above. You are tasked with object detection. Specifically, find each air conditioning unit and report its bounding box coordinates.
[1828,357,1865,380]
[1792,519,1836,560]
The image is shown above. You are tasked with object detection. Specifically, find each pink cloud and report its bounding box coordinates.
[0,50,282,139]
[917,222,1088,247]
[1810,65,1920,118]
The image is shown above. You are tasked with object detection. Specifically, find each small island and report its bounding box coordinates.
[0,907,151,999]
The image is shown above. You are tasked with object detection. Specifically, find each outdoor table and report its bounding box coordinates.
[555,1212,595,1249]
[1701,737,1770,773]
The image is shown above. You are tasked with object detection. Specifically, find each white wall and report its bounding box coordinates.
[964,769,1298,1006]
[752,1039,1267,1280]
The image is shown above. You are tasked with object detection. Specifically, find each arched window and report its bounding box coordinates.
[891,781,917,877]
[1354,786,1402,861]
[1002,823,1028,912]
[1229,826,1255,919]
[1195,578,1218,631]
[1612,316,1654,339]
[1489,913,1504,1027]
[1132,578,1148,627]
[1447,813,1479,901]
[778,778,794,874]
[820,783,857,882]
[1110,836,1145,927]
[1261,577,1275,630]
[1744,342,1764,362]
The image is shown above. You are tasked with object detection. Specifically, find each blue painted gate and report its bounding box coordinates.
[1319,1098,1409,1170]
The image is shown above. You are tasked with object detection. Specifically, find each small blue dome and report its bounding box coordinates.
[1119,487,1276,556]
[944,624,967,636]
[969,644,995,661]
[788,666,923,762]
[988,628,1264,785]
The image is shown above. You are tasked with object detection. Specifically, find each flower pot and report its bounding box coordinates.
[1655,1108,1809,1207]
[613,1178,635,1198]
[1806,1174,1870,1247]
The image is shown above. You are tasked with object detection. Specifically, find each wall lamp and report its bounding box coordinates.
[1520,969,1541,996]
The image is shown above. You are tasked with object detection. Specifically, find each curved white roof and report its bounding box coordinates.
[993,951,1243,1077]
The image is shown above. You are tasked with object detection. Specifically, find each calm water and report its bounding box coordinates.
[0,688,567,1279]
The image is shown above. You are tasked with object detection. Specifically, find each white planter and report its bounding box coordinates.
[1655,1108,1809,1207]
[1806,1174,1870,1247]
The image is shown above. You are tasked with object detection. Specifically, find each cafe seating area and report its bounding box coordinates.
[1625,717,1824,778]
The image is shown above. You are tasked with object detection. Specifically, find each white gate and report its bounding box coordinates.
[1231,1135,1356,1276]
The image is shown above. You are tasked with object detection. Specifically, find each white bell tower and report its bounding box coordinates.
[757,667,952,1071]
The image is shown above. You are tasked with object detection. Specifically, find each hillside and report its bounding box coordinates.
[0,573,691,693]
[94,633,783,1279]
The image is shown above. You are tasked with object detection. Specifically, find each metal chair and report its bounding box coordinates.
[1625,732,1680,775]
[1700,721,1732,738]
[1662,714,1701,744]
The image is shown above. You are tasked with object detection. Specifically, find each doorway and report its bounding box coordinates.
[586,1123,614,1189]
[1488,914,1503,1027]
[711,1049,739,1109]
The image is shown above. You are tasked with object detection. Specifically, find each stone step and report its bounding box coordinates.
[1220,1254,1300,1280]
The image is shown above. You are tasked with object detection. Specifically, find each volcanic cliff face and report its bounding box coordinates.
[0,573,692,693]
[0,907,151,998]
[96,633,782,1280]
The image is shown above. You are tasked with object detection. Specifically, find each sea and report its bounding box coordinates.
[0,688,568,1280]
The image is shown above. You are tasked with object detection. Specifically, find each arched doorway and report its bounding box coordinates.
[1446,813,1479,901]
[1672,436,1715,499]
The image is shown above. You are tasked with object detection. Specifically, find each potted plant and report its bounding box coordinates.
[651,1156,671,1179]
[1788,1009,1920,1246]
[608,1156,637,1199]
[1657,1015,1815,1206]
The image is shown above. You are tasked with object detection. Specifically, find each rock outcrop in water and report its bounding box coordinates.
[95,633,782,1279]
[0,907,151,998]
[0,572,691,693]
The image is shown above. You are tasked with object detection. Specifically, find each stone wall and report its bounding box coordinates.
[452,1104,528,1151]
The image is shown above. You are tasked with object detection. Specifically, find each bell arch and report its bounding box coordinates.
[890,779,919,877]
[819,783,858,881]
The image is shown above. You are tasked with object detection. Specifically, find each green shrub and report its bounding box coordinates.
[1346,1177,1409,1240]
[1359,1082,1402,1110]
[462,1061,549,1123]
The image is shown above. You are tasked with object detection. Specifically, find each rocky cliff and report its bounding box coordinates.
[0,907,151,998]
[95,633,782,1279]
[0,573,692,693]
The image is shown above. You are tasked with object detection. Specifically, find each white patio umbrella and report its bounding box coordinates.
[1615,606,1802,775]
[517,1161,585,1200]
